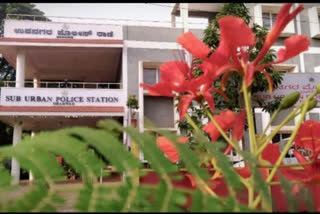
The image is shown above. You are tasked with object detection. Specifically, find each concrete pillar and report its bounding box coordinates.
[171,14,176,28]
[180,3,189,33]
[180,4,192,68]
[261,111,271,135]
[29,132,36,181]
[16,50,26,88]
[33,77,39,88]
[11,121,23,185]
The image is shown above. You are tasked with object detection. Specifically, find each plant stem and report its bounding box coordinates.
[260,108,280,137]
[185,113,201,132]
[241,80,257,154]
[255,107,300,157]
[252,98,310,209]
[203,106,241,153]
[256,90,318,157]
[267,99,309,182]
[257,161,312,168]
[248,183,254,209]
[181,113,220,198]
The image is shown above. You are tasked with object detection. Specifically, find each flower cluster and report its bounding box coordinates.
[141,4,309,122]
[140,3,318,211]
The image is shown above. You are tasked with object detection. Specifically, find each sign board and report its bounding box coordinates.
[4,20,123,40]
[0,88,125,107]
[253,73,320,107]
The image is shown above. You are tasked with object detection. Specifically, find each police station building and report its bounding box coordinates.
[1,3,320,182]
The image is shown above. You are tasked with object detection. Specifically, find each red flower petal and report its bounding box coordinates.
[203,110,236,142]
[275,35,310,64]
[231,109,246,142]
[156,136,189,163]
[253,3,304,65]
[178,137,189,144]
[293,149,313,172]
[246,67,275,92]
[140,82,174,97]
[202,90,215,111]
[236,165,251,178]
[224,145,232,155]
[261,144,281,165]
[205,17,255,71]
[260,69,274,93]
[221,70,234,91]
[178,94,195,120]
[185,173,196,188]
[295,120,315,150]
[218,16,255,51]
[159,61,189,85]
[245,64,256,88]
[177,32,211,60]
[157,136,179,163]
[295,120,320,156]
[210,88,228,101]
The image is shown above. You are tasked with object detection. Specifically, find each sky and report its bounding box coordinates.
[34,3,208,28]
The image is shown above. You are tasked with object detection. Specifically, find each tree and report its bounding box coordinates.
[0,3,48,146]
[178,3,283,137]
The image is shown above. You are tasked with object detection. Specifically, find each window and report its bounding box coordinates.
[254,4,295,37]
[262,12,277,30]
[144,96,175,129]
[308,7,320,38]
[272,132,291,144]
[141,62,177,131]
[143,68,160,85]
[272,130,298,164]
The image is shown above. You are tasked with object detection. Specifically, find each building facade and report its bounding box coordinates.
[1,3,320,183]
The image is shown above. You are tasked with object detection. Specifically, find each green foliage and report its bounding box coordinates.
[0,119,315,212]
[204,4,281,109]
[277,173,315,212]
[126,94,139,110]
[203,3,250,49]
[179,3,283,135]
[205,142,243,191]
[258,97,282,114]
[0,3,49,148]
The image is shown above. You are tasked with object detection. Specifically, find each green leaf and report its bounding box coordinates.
[277,173,315,212]
[240,151,271,208]
[98,120,178,175]
[27,133,101,185]
[0,164,12,187]
[158,130,210,181]
[190,189,223,212]
[205,141,243,191]
[58,127,141,172]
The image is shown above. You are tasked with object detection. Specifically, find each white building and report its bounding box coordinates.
[1,3,320,183]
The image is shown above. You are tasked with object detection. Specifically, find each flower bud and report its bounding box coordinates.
[279,92,300,110]
[307,98,318,111]
[317,83,320,94]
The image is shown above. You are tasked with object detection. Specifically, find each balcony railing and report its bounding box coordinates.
[1,81,123,89]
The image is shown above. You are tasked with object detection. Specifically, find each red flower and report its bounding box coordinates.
[176,4,309,93]
[156,136,189,163]
[245,3,309,90]
[288,120,320,182]
[141,61,227,120]
[203,109,246,143]
[203,110,236,142]
[294,120,320,159]
[141,4,309,122]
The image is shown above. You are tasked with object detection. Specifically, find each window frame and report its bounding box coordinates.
[254,3,296,37]
[140,61,178,132]
[308,6,320,39]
